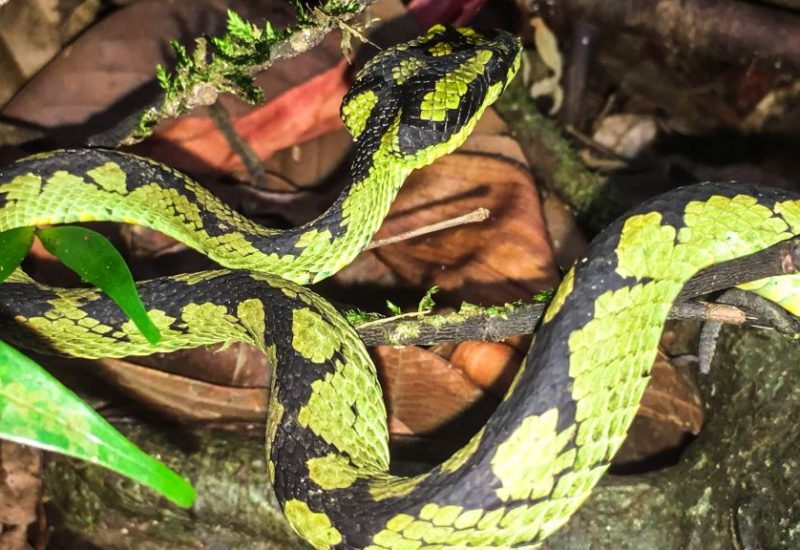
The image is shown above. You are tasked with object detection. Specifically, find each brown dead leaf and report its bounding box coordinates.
[638,350,703,434]
[541,192,588,268]
[592,113,658,159]
[372,345,495,437]
[450,340,524,397]
[0,440,41,550]
[136,62,350,182]
[370,136,559,305]
[131,342,269,388]
[614,350,704,465]
[95,357,267,423]
[407,0,490,28]
[0,0,102,107]
[1,1,293,145]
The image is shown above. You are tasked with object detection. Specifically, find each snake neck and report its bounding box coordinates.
[0,144,412,286]
[254,90,412,285]
[254,149,413,285]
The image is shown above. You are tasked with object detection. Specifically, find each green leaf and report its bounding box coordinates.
[0,340,195,507]
[210,36,240,58]
[264,20,277,40]
[155,65,171,92]
[170,40,191,67]
[533,288,555,302]
[417,286,439,314]
[226,9,255,42]
[323,0,359,15]
[289,0,310,22]
[344,308,382,325]
[386,300,402,316]
[0,226,33,282]
[37,226,161,344]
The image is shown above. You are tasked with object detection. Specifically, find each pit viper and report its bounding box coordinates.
[0,24,798,549]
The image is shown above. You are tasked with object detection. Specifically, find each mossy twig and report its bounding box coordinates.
[124,1,375,144]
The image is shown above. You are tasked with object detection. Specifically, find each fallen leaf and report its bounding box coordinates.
[592,113,659,159]
[541,191,588,268]
[1,0,293,145]
[133,343,270,388]
[407,0,490,28]
[135,60,350,180]
[613,350,704,466]
[638,351,703,434]
[449,340,524,397]
[370,137,559,306]
[95,357,267,423]
[0,0,102,106]
[372,345,495,436]
[0,440,42,550]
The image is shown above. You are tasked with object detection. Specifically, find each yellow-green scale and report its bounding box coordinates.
[358,192,800,549]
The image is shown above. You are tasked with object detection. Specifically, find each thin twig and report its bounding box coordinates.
[365,208,491,250]
[355,237,800,347]
[207,103,268,189]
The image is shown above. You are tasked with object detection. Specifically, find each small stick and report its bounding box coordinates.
[365,208,491,250]
[208,102,268,189]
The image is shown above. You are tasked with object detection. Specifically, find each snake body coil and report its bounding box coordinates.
[0,25,797,549]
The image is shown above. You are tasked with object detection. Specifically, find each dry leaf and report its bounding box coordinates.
[407,0,490,28]
[0,0,102,106]
[1,0,291,144]
[592,113,659,159]
[133,343,270,388]
[0,440,41,550]
[614,350,704,465]
[541,192,588,268]
[135,61,350,180]
[373,345,493,436]
[95,357,267,423]
[529,17,563,115]
[638,351,703,434]
[450,340,524,397]
[370,137,559,306]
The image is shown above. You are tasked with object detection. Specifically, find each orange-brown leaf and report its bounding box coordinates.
[371,135,559,305]
[372,345,491,436]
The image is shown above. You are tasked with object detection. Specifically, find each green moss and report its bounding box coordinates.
[390,322,420,344]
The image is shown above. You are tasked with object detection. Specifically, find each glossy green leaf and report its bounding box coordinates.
[37,226,161,344]
[0,226,34,282]
[0,340,195,506]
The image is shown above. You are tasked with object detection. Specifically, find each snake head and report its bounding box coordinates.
[341,25,522,168]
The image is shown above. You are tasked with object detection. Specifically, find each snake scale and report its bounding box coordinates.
[0,24,798,549]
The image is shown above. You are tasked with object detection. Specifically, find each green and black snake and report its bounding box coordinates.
[1,24,798,549]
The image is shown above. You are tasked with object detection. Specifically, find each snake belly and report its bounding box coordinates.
[1,24,799,550]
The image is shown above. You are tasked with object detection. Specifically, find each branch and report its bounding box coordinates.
[354,236,800,347]
[494,76,615,225]
[123,1,376,144]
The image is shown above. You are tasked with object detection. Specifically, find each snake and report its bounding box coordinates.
[0,23,798,549]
